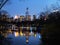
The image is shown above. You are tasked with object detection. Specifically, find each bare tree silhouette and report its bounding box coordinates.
[0,0,9,9]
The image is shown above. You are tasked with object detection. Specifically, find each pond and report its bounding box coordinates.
[0,27,42,45]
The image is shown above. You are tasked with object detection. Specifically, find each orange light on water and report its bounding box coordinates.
[34,34,36,37]
[20,31,23,36]
[14,32,19,37]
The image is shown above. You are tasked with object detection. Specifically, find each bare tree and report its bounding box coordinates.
[0,0,9,9]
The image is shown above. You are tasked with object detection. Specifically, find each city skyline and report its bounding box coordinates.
[1,0,60,17]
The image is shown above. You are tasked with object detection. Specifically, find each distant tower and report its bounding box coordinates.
[26,7,29,15]
[25,8,31,21]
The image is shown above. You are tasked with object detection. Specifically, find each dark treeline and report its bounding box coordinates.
[41,11,60,45]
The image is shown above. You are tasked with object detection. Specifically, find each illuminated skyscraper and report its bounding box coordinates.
[20,15,25,21]
[25,8,31,21]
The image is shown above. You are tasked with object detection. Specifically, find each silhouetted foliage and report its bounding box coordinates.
[41,11,60,45]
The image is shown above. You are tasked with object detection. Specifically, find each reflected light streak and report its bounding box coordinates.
[39,34,42,39]
[30,31,34,36]
[14,32,19,37]
[2,33,7,37]
[26,40,29,43]
[39,35,41,39]
[26,36,29,43]
[20,31,23,36]
[34,34,36,37]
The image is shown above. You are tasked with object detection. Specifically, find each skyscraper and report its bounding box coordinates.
[20,15,25,21]
[25,8,31,21]
[33,15,36,21]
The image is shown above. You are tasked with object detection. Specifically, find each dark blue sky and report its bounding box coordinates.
[1,0,60,17]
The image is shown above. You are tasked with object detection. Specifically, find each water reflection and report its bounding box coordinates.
[14,32,19,37]
[0,28,42,45]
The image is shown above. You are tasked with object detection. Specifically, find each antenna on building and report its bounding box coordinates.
[25,7,29,15]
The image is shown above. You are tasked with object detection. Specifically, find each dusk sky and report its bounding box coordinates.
[1,0,60,17]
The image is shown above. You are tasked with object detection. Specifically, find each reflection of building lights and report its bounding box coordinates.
[2,33,7,37]
[39,35,41,39]
[34,34,36,37]
[39,35,40,39]
[25,35,29,43]
[14,32,19,37]
[30,31,34,36]
[20,31,23,36]
[26,40,29,43]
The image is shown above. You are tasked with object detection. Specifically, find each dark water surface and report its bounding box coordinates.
[6,32,42,45]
